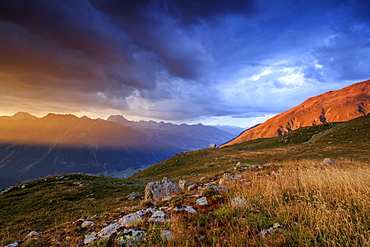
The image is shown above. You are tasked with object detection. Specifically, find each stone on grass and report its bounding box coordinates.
[173,204,196,213]
[5,242,18,247]
[144,177,182,201]
[119,214,142,227]
[259,223,286,238]
[116,229,145,246]
[199,183,227,196]
[231,196,248,208]
[321,158,338,165]
[27,231,39,238]
[178,180,190,190]
[219,173,242,184]
[161,230,173,241]
[162,196,172,201]
[148,211,171,223]
[97,223,121,239]
[81,220,95,228]
[187,184,197,191]
[196,197,208,206]
[84,233,97,245]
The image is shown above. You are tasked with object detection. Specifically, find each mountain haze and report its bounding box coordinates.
[223,79,370,146]
[0,113,180,185]
[108,115,235,150]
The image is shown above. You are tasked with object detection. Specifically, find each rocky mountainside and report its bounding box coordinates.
[107,115,236,150]
[223,79,370,146]
[0,113,180,186]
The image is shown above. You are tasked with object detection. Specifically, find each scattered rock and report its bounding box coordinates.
[148,211,172,223]
[97,223,121,239]
[21,184,29,189]
[162,196,172,201]
[173,204,196,213]
[116,229,145,246]
[127,192,141,200]
[144,177,182,201]
[231,196,248,208]
[199,183,227,196]
[187,184,197,191]
[5,242,18,247]
[161,230,173,241]
[321,158,338,165]
[26,231,39,238]
[219,173,242,184]
[119,214,142,227]
[178,180,190,190]
[81,221,95,228]
[196,197,208,206]
[84,233,97,245]
[259,223,286,238]
[73,182,82,185]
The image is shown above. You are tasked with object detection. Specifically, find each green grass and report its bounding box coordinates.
[1,114,369,246]
[0,174,146,243]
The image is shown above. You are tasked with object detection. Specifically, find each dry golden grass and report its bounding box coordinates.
[161,159,370,246]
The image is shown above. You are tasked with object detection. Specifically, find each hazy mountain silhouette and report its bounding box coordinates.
[107,115,236,150]
[0,113,181,184]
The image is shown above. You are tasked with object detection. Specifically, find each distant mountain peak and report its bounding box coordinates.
[0,112,37,120]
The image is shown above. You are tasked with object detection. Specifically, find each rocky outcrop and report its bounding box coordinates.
[144,177,182,201]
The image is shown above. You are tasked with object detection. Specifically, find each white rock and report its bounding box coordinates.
[320,158,338,165]
[148,211,171,223]
[97,223,121,239]
[5,242,18,247]
[81,221,95,228]
[119,214,142,227]
[84,234,97,244]
[27,231,38,238]
[162,196,172,201]
[196,197,208,206]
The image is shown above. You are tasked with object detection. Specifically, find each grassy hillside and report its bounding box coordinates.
[0,174,146,244]
[1,114,369,246]
[131,114,370,183]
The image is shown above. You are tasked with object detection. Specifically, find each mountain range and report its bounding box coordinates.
[107,115,237,150]
[223,79,370,146]
[0,113,236,188]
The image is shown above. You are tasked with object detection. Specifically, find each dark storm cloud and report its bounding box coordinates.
[0,0,370,126]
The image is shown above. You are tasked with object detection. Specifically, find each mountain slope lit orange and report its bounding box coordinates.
[223,79,370,147]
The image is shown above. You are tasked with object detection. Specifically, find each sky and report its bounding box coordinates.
[1,0,370,128]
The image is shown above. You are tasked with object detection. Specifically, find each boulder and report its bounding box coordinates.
[119,214,142,227]
[178,180,190,190]
[219,173,242,184]
[259,223,286,238]
[321,158,338,165]
[81,220,95,228]
[148,211,172,223]
[173,204,196,213]
[199,183,227,196]
[84,233,97,245]
[144,177,182,201]
[97,223,121,239]
[196,197,208,206]
[116,229,145,246]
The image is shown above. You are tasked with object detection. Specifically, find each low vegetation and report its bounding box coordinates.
[1,114,369,246]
